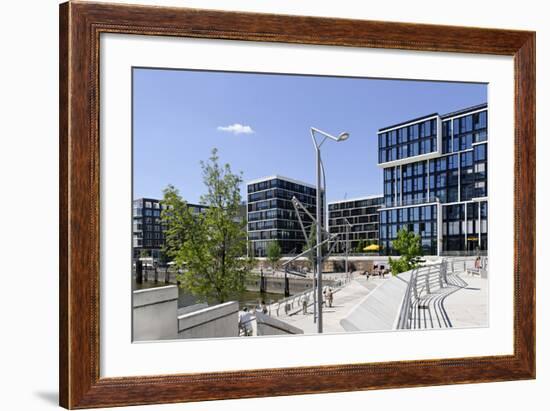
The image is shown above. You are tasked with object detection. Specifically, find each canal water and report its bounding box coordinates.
[133,280,285,310]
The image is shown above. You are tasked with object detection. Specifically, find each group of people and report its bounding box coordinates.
[238,300,269,337]
[238,307,254,336]
[300,287,334,314]
[239,288,337,336]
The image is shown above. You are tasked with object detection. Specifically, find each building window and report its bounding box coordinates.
[474,143,487,161]
[475,162,486,175]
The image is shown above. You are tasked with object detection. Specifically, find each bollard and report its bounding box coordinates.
[260,269,266,293]
[284,268,290,297]
[136,260,143,284]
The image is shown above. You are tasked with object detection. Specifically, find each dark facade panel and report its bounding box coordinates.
[379,204,438,256]
[378,117,438,164]
[328,196,383,253]
[246,176,319,257]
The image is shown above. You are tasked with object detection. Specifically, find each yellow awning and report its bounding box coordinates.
[363,244,380,251]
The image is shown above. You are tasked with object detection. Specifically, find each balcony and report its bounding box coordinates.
[380,194,439,209]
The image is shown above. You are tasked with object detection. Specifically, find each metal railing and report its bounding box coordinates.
[265,273,353,318]
[441,250,488,257]
[447,257,486,273]
[395,257,486,329]
[396,263,443,329]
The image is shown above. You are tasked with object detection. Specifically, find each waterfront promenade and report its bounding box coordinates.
[441,274,488,328]
[260,263,488,335]
[278,274,388,334]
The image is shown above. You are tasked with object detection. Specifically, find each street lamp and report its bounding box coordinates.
[310,127,350,333]
[343,217,353,275]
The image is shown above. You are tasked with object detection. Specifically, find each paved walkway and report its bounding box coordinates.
[341,274,409,332]
[442,273,488,328]
[277,274,389,334]
[405,272,488,330]
[267,270,488,334]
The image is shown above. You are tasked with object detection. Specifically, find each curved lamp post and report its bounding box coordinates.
[310,127,350,333]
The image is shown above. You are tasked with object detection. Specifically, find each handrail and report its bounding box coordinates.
[396,268,418,329]
[265,273,353,317]
[395,257,488,329]
[395,259,460,330]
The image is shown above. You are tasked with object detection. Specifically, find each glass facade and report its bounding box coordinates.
[328,196,383,253]
[378,104,488,256]
[441,201,488,255]
[247,176,320,257]
[378,117,438,164]
[379,204,438,255]
[133,198,164,259]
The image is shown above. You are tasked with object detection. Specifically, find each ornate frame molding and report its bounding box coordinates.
[59,2,535,408]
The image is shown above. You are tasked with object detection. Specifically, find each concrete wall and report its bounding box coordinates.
[245,276,314,295]
[177,303,208,316]
[323,259,377,273]
[245,275,344,295]
[254,256,389,273]
[133,285,178,341]
[340,274,409,332]
[177,301,239,339]
[255,312,304,336]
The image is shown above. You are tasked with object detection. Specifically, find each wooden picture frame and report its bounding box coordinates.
[59,1,535,408]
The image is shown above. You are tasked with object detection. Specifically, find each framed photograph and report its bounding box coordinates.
[59,1,535,408]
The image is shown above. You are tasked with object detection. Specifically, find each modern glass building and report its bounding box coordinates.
[246,175,321,257]
[377,103,488,256]
[132,198,208,260]
[328,195,384,253]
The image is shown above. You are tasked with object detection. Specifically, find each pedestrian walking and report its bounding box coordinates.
[327,288,334,308]
[301,293,309,314]
[238,308,253,336]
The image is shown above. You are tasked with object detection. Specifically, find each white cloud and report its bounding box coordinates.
[217,123,255,135]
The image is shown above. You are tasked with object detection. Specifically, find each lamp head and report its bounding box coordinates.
[337,132,350,142]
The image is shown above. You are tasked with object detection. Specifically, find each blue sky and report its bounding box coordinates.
[133,68,486,203]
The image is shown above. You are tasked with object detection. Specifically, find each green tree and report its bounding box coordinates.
[161,184,195,261]
[355,239,365,254]
[388,228,423,275]
[161,149,253,303]
[266,241,282,271]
